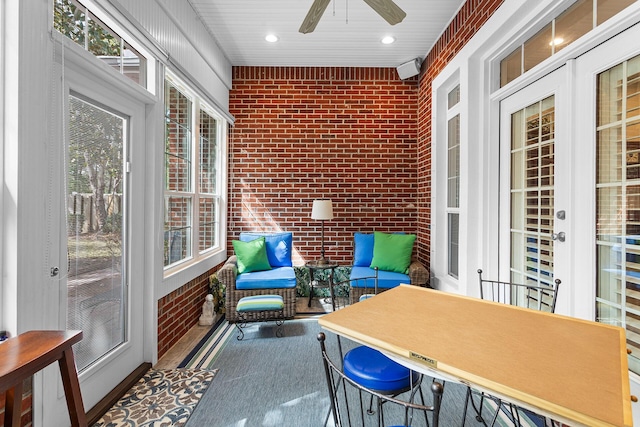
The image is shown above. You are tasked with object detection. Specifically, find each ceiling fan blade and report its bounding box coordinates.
[362,0,406,26]
[299,0,331,34]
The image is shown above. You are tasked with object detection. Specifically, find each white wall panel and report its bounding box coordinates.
[113,0,232,111]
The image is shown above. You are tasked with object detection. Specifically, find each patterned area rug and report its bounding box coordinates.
[93,368,217,427]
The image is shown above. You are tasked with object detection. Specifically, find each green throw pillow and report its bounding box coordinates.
[233,236,272,274]
[370,231,416,274]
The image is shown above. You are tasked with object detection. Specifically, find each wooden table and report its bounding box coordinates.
[0,330,87,427]
[318,284,633,427]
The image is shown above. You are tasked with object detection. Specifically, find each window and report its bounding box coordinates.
[510,97,556,288]
[447,85,461,278]
[53,0,148,88]
[500,0,636,87]
[164,73,224,269]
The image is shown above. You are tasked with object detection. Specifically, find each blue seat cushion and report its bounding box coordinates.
[350,266,409,289]
[236,295,284,312]
[240,232,292,267]
[236,266,296,290]
[343,346,412,392]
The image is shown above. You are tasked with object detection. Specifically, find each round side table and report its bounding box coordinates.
[305,261,339,310]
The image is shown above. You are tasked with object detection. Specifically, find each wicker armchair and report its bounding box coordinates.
[349,232,429,304]
[220,232,297,323]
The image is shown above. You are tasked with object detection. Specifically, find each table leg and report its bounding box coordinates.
[5,381,23,427]
[58,348,88,427]
[308,268,315,307]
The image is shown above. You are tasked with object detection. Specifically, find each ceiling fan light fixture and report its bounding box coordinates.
[381,36,396,44]
[265,34,279,43]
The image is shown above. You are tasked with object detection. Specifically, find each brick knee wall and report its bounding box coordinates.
[157,267,221,360]
[0,378,33,427]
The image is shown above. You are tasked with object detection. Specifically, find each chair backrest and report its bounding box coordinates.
[317,332,443,427]
[356,266,379,302]
[330,268,378,310]
[477,268,560,313]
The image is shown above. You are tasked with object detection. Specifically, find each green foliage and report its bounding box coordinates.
[209,274,225,314]
[102,213,122,234]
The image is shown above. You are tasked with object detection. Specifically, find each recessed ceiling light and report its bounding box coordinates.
[265,34,279,43]
[381,36,396,45]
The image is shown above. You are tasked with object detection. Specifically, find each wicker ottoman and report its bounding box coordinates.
[235,295,285,340]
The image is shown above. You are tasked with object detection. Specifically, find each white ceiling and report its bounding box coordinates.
[188,0,466,67]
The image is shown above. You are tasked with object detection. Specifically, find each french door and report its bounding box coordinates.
[499,67,571,315]
[499,23,640,383]
[41,62,146,425]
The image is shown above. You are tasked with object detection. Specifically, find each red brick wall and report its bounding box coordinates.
[416,0,504,265]
[228,67,419,264]
[0,381,32,427]
[157,268,216,359]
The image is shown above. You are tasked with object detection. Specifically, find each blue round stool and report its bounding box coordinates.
[344,345,415,392]
[343,345,425,425]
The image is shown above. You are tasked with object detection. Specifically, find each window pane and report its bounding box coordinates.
[448,213,459,278]
[501,47,522,87]
[164,196,192,266]
[512,97,555,288]
[628,56,640,119]
[554,0,593,54]
[447,115,460,208]
[199,196,217,252]
[597,0,636,25]
[524,23,552,73]
[628,120,640,180]
[598,63,624,127]
[447,85,460,109]
[165,83,192,192]
[200,110,218,194]
[67,95,125,371]
[54,0,86,47]
[87,12,120,57]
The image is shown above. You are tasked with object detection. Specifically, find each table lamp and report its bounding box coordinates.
[311,199,334,265]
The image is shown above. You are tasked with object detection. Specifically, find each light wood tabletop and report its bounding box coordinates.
[318,284,633,427]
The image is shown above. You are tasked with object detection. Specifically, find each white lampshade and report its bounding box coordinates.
[311,199,334,220]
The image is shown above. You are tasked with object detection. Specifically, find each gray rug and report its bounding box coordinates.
[184,317,536,427]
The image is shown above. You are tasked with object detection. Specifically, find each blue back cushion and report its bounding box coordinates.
[239,232,293,267]
[353,232,374,267]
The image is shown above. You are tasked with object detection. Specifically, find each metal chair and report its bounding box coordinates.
[318,332,444,427]
[463,268,561,427]
[330,268,437,424]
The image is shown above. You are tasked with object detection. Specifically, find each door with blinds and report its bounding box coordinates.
[499,67,570,310]
[42,66,147,426]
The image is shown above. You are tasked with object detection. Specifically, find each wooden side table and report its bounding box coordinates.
[0,330,87,427]
[305,261,339,310]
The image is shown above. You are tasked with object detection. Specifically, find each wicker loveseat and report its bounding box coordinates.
[349,231,429,304]
[219,232,297,323]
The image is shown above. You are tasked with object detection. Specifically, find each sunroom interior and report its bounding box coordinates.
[3,0,640,425]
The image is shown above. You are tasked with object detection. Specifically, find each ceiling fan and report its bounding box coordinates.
[299,0,407,34]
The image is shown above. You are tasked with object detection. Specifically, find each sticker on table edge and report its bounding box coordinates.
[409,351,437,368]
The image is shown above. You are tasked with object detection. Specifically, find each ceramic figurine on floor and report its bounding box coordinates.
[199,294,215,326]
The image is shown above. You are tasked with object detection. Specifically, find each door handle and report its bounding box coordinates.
[551,232,566,242]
